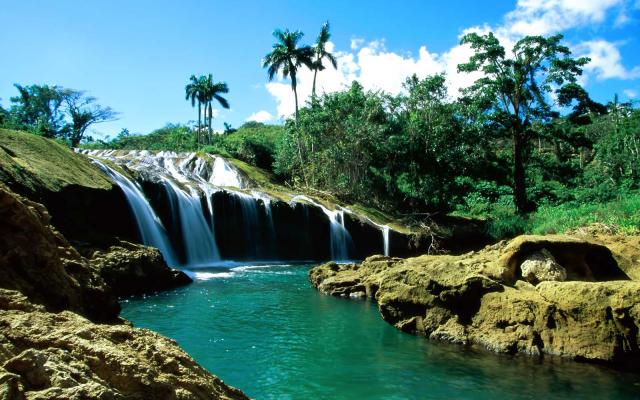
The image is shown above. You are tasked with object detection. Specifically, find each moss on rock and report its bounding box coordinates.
[309,234,640,363]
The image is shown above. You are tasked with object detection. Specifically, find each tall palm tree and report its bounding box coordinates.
[311,21,337,98]
[262,29,313,123]
[201,74,230,141]
[185,75,205,141]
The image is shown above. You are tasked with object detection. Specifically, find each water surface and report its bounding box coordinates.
[121,264,640,399]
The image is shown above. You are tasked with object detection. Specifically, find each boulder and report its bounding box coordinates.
[76,241,192,297]
[309,235,640,363]
[520,248,567,284]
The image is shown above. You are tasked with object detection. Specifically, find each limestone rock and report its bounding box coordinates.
[309,234,640,363]
[77,241,192,297]
[0,184,119,322]
[0,289,248,400]
[520,248,567,284]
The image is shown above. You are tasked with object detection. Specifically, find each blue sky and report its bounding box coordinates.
[1,0,639,139]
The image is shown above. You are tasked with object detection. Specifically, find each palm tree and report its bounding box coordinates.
[201,74,230,142]
[262,29,313,123]
[185,75,205,141]
[311,21,337,98]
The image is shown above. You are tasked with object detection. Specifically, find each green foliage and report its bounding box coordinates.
[1,84,116,146]
[263,28,314,122]
[458,32,591,213]
[529,192,640,235]
[185,74,230,145]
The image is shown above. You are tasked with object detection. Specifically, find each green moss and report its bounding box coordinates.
[0,129,112,194]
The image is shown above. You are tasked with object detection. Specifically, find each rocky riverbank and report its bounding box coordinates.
[310,232,640,364]
[0,184,247,398]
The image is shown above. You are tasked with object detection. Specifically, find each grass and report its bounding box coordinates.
[0,129,112,193]
[484,192,640,240]
[528,193,640,235]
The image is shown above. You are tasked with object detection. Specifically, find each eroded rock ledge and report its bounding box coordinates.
[0,184,246,399]
[0,289,248,400]
[309,234,640,363]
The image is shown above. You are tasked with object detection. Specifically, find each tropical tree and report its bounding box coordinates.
[201,74,230,142]
[5,84,116,144]
[64,90,117,146]
[311,21,338,99]
[9,84,71,137]
[185,75,205,141]
[458,32,589,214]
[263,29,314,123]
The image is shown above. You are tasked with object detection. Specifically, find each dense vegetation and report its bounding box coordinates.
[2,29,638,239]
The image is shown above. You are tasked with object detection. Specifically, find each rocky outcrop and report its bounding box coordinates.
[0,129,138,245]
[0,183,119,322]
[310,234,640,363]
[0,289,248,400]
[0,161,247,398]
[76,241,192,297]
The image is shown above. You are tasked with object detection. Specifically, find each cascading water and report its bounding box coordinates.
[93,161,179,266]
[80,150,392,262]
[163,179,221,266]
[382,225,390,256]
[211,157,242,187]
[290,195,354,261]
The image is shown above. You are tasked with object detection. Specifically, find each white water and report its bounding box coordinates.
[211,157,242,187]
[289,195,354,261]
[80,149,244,189]
[94,161,179,266]
[81,149,390,262]
[163,179,221,266]
[382,225,390,256]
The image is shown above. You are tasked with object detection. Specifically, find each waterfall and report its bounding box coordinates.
[382,226,390,256]
[290,195,353,261]
[94,161,179,266]
[163,179,221,266]
[211,157,242,187]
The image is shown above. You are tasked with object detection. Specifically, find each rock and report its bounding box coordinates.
[309,234,640,363]
[520,248,567,284]
[0,129,139,245]
[76,241,192,297]
[0,289,248,400]
[0,184,119,322]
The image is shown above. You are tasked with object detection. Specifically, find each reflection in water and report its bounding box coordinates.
[121,264,640,400]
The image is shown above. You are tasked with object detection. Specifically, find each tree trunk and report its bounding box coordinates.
[208,101,212,144]
[291,75,308,187]
[312,66,318,100]
[293,79,299,124]
[197,102,202,145]
[513,129,528,214]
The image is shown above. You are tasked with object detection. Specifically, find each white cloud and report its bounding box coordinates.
[350,38,364,50]
[575,40,640,80]
[504,0,624,36]
[623,88,637,98]
[264,0,639,118]
[246,110,274,123]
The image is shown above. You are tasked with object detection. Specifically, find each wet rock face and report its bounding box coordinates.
[310,235,640,363]
[520,249,567,284]
[0,289,248,400]
[76,241,192,297]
